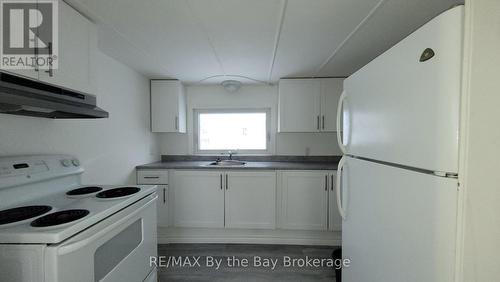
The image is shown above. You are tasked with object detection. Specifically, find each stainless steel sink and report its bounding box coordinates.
[208,160,246,166]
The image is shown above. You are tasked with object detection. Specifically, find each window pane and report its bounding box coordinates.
[199,112,267,150]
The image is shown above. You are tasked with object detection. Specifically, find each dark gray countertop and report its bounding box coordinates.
[136,161,338,170]
[136,155,340,171]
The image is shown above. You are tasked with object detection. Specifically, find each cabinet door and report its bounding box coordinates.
[280,171,329,230]
[278,79,321,132]
[172,171,224,228]
[0,3,40,80]
[157,185,169,227]
[39,0,95,93]
[320,78,343,132]
[225,171,276,229]
[136,170,169,227]
[328,172,342,231]
[151,80,186,133]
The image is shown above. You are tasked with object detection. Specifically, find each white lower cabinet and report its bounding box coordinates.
[280,171,329,230]
[171,170,276,229]
[172,171,224,228]
[156,185,169,227]
[137,170,169,227]
[151,169,340,234]
[279,170,341,231]
[225,171,276,229]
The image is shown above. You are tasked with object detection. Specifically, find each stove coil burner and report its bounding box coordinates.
[0,205,52,225]
[66,186,103,196]
[30,209,90,227]
[96,187,140,199]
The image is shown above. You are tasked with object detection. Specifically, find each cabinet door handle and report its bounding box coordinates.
[144,176,160,179]
[44,42,53,77]
[220,174,223,190]
[325,175,328,191]
[163,187,166,203]
[34,46,39,72]
[322,116,325,130]
[175,116,179,130]
[225,174,229,190]
[331,174,334,191]
[317,115,320,130]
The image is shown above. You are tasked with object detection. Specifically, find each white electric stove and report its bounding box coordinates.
[0,155,158,282]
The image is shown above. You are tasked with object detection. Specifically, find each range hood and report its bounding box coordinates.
[0,72,108,119]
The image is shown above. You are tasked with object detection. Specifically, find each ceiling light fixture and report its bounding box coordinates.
[221,80,242,93]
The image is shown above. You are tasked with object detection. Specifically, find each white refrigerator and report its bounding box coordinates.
[336,5,463,282]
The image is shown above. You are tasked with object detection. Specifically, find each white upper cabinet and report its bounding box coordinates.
[278,79,321,132]
[1,0,96,93]
[151,80,187,133]
[321,78,343,132]
[278,78,343,132]
[225,171,276,229]
[39,0,96,94]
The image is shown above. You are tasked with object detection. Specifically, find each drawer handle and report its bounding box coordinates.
[143,176,160,179]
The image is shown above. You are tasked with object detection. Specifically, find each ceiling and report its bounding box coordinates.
[68,0,462,85]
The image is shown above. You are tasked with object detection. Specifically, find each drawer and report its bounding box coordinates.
[137,170,168,184]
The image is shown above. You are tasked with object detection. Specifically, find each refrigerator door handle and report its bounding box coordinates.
[336,90,347,154]
[336,156,347,220]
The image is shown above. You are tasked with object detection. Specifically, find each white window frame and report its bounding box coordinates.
[193,108,272,155]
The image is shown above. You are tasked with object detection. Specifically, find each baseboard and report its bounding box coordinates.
[158,227,341,246]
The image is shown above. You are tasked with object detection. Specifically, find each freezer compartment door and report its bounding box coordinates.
[341,157,458,282]
[341,6,463,173]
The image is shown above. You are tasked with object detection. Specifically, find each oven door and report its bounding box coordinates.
[44,193,158,282]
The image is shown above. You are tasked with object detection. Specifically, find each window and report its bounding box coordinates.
[194,109,270,154]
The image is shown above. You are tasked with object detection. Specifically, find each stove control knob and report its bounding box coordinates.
[72,159,80,167]
[61,159,71,167]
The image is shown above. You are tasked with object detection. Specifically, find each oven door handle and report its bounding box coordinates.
[57,194,157,255]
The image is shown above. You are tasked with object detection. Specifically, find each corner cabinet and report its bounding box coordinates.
[278,78,343,133]
[150,80,187,133]
[171,170,276,229]
[279,170,341,231]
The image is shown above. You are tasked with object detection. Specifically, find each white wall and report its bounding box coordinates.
[0,51,159,185]
[159,85,341,156]
[459,0,500,281]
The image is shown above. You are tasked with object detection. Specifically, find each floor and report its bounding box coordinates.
[157,244,338,282]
